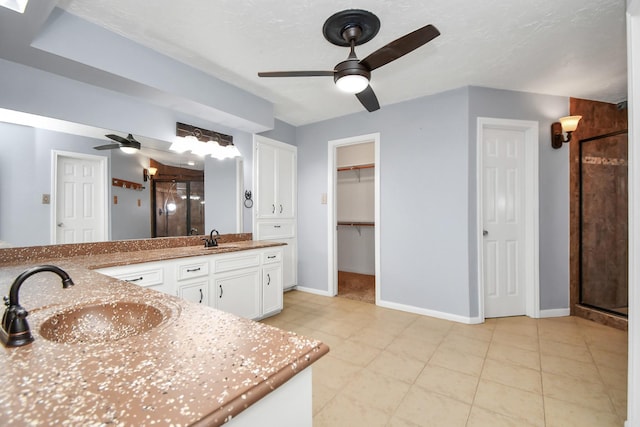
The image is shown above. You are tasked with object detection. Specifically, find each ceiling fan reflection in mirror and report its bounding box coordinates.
[258,9,440,112]
[93,133,141,154]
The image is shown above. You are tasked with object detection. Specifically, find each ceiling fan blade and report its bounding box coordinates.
[360,24,440,71]
[258,71,335,78]
[355,85,380,112]
[105,133,129,144]
[122,134,141,150]
[93,143,120,150]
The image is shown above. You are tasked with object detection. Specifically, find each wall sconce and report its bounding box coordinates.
[551,115,582,149]
[143,167,157,182]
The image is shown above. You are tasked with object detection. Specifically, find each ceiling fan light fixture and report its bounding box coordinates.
[119,146,138,154]
[335,74,369,94]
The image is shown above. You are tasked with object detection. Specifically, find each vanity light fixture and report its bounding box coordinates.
[170,122,241,160]
[551,115,582,149]
[143,167,157,182]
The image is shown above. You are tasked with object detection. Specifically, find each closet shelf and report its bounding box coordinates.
[337,163,374,172]
[337,221,374,236]
[337,163,374,182]
[337,221,375,227]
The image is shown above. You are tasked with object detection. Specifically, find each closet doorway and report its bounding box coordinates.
[328,133,380,304]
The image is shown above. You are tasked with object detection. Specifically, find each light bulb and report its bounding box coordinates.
[335,74,369,94]
[119,146,137,154]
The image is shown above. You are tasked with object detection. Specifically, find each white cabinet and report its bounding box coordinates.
[254,135,297,290]
[96,261,171,295]
[255,141,296,219]
[211,247,283,319]
[174,257,210,306]
[214,269,261,319]
[178,281,209,305]
[96,246,283,320]
[262,249,283,317]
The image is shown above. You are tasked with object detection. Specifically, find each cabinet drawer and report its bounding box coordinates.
[213,252,261,273]
[257,221,295,239]
[111,268,163,287]
[176,260,209,281]
[262,250,282,264]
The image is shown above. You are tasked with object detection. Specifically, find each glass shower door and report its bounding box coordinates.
[154,181,205,237]
[579,130,628,316]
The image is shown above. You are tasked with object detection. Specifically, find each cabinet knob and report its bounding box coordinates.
[267,273,271,286]
[280,204,283,213]
[272,204,275,214]
[199,288,203,304]
[219,284,223,298]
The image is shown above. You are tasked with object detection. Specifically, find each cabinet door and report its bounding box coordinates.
[262,264,283,316]
[280,237,297,290]
[256,143,277,218]
[276,148,296,218]
[178,280,209,306]
[214,269,261,319]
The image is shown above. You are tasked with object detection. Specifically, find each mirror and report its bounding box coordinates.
[0,112,244,248]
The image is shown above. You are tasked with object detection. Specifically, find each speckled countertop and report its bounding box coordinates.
[0,239,329,426]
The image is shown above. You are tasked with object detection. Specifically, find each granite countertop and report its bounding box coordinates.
[0,241,329,426]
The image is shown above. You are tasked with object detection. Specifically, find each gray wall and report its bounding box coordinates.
[296,86,571,318]
[259,119,297,146]
[205,157,238,234]
[296,88,473,317]
[0,123,157,245]
[0,124,41,246]
[467,86,570,313]
[109,149,152,241]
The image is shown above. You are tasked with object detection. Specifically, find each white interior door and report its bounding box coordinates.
[55,153,107,244]
[482,127,527,317]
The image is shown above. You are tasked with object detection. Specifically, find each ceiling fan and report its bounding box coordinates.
[258,9,440,112]
[94,133,141,154]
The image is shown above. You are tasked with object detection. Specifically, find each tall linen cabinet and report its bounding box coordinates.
[253,135,297,290]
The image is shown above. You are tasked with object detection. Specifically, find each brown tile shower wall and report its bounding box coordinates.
[580,133,628,309]
[569,98,628,328]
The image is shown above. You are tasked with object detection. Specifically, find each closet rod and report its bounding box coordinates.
[337,221,375,236]
[336,163,374,172]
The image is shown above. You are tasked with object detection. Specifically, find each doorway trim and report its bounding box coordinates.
[327,133,380,302]
[50,150,109,244]
[476,118,540,320]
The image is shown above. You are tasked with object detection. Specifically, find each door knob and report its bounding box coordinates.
[483,230,488,236]
[57,222,64,227]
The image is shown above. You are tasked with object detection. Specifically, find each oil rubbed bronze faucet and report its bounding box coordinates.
[1,265,74,347]
[202,229,220,248]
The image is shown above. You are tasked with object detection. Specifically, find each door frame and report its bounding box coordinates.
[476,118,540,320]
[51,150,109,244]
[327,133,380,301]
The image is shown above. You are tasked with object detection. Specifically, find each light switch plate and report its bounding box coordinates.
[321,193,327,204]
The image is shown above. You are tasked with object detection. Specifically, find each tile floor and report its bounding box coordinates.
[261,290,629,427]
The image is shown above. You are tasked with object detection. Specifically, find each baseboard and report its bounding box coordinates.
[294,286,333,297]
[539,308,570,318]
[377,299,483,324]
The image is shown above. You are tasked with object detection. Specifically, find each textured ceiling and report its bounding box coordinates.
[58,0,627,126]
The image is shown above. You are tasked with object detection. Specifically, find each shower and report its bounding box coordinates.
[579,130,628,316]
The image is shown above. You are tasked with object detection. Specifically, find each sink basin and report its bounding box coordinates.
[39,301,165,344]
